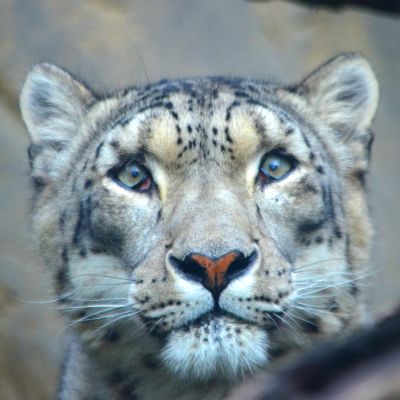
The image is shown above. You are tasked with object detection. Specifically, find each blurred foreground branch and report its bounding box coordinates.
[248,0,400,15]
[227,308,400,400]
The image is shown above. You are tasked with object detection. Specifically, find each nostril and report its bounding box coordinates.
[169,256,206,283]
[226,250,257,281]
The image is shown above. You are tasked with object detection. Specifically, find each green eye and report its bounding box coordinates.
[259,153,293,183]
[117,163,152,191]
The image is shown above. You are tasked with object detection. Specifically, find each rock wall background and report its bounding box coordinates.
[0,1,399,398]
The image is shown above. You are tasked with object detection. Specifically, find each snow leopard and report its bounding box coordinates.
[20,53,379,400]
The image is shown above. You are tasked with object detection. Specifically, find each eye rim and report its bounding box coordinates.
[258,150,297,184]
[110,161,153,192]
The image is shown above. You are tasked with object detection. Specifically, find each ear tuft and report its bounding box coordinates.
[20,63,95,144]
[299,54,379,134]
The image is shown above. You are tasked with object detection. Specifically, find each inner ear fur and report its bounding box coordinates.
[299,53,379,136]
[20,63,95,145]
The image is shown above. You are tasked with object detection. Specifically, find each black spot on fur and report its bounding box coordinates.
[171,111,178,120]
[110,141,120,149]
[84,179,93,189]
[315,236,324,244]
[355,169,367,186]
[32,177,46,193]
[59,212,66,232]
[56,265,69,293]
[334,227,343,239]
[220,145,226,152]
[176,125,181,134]
[269,347,288,359]
[350,282,359,296]
[310,152,315,160]
[164,102,173,110]
[327,299,339,311]
[61,247,69,264]
[316,166,324,174]
[234,91,249,98]
[104,330,121,343]
[177,137,182,145]
[213,127,218,135]
[94,142,104,160]
[187,125,192,133]
[285,127,294,136]
[142,354,160,370]
[79,248,87,257]
[225,127,233,143]
[73,202,85,245]
[27,143,43,169]
[226,111,231,121]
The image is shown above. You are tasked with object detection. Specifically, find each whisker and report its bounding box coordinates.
[147,317,164,338]
[73,274,135,282]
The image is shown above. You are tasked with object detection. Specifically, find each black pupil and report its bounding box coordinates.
[269,161,279,171]
[130,167,140,178]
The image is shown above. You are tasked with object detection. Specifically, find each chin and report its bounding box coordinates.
[161,315,269,382]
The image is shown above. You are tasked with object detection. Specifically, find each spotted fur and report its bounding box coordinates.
[20,54,379,400]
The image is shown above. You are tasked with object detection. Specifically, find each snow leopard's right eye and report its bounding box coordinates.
[115,162,152,192]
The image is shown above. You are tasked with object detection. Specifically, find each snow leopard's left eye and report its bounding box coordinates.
[116,162,152,191]
[259,152,294,183]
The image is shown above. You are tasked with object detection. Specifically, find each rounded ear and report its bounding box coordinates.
[298,54,379,134]
[20,63,95,145]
